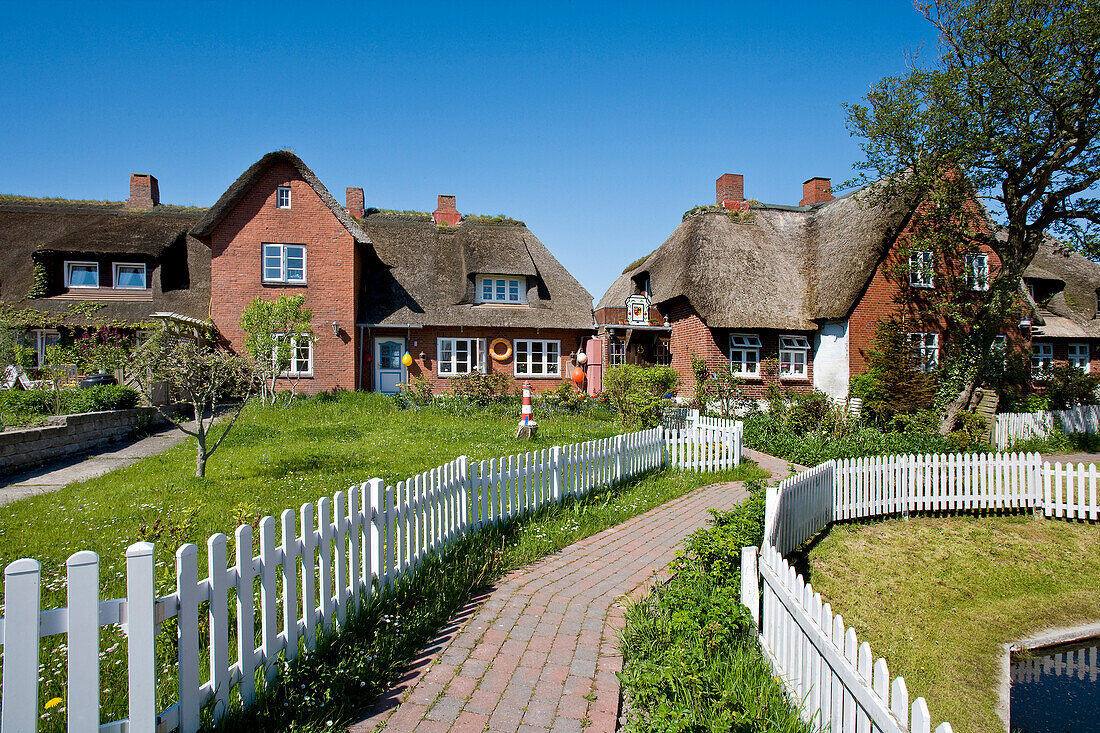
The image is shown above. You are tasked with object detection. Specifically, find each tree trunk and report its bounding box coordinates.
[194,403,207,478]
[938,371,980,435]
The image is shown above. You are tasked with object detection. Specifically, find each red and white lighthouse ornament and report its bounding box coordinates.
[515,381,538,439]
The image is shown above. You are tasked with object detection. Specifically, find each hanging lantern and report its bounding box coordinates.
[575,351,588,365]
[571,366,585,384]
[402,352,413,367]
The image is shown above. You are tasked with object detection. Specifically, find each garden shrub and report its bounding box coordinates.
[450,370,513,405]
[536,381,589,413]
[602,364,679,429]
[619,481,810,732]
[1035,364,1100,410]
[393,376,433,409]
[65,385,141,413]
[690,354,747,417]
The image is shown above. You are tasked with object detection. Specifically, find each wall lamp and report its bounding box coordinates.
[331,321,340,337]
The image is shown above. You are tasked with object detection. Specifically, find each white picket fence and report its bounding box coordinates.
[993,404,1100,450]
[744,449,1100,733]
[0,422,742,733]
[742,546,951,733]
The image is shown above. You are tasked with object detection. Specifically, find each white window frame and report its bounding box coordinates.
[276,186,292,209]
[262,243,307,284]
[779,335,811,379]
[112,262,147,290]
[908,251,935,288]
[608,337,626,367]
[274,334,313,377]
[908,332,939,373]
[32,329,60,368]
[965,253,990,291]
[65,261,99,289]
[1069,342,1090,373]
[729,333,762,378]
[437,337,486,377]
[1031,341,1054,376]
[514,339,561,378]
[476,275,526,304]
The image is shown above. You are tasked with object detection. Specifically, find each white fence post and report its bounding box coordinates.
[740,546,759,627]
[176,543,201,733]
[125,542,157,733]
[2,558,40,733]
[67,551,100,733]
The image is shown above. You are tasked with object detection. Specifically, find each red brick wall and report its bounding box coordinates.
[664,299,815,399]
[365,327,592,395]
[848,235,1004,377]
[208,161,359,394]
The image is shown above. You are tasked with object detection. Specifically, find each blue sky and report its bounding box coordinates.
[1,1,940,300]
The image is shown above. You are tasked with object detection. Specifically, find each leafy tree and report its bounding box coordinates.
[239,295,314,405]
[690,354,747,418]
[130,328,257,478]
[846,0,1100,432]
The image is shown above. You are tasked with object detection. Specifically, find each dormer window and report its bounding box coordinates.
[113,263,147,290]
[276,186,292,209]
[477,276,526,304]
[65,261,99,288]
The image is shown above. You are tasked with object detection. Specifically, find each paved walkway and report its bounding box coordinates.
[351,449,791,733]
[0,423,189,505]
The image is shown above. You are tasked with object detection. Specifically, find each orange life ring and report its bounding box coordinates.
[490,338,512,361]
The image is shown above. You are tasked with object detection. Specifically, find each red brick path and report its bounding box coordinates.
[348,460,785,733]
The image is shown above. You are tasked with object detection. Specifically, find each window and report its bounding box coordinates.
[608,337,625,367]
[437,337,485,376]
[1027,281,1037,301]
[729,334,762,377]
[477,276,525,304]
[965,253,989,291]
[909,251,934,288]
[779,335,811,378]
[113,263,147,290]
[514,340,561,377]
[262,244,306,284]
[274,334,312,377]
[65,261,99,288]
[908,332,939,372]
[1069,342,1090,373]
[276,186,291,209]
[1031,341,1054,375]
[32,329,60,368]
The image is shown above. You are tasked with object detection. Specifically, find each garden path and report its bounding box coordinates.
[0,423,188,505]
[350,448,791,733]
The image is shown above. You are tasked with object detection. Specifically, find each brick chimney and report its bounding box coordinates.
[346,187,365,218]
[433,194,461,225]
[800,177,834,206]
[125,174,159,208]
[716,174,748,211]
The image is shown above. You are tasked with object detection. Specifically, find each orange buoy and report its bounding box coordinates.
[571,366,585,384]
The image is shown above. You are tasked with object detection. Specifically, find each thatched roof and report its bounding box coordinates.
[0,199,210,324]
[1024,238,1100,338]
[191,150,371,244]
[598,189,907,329]
[357,213,593,330]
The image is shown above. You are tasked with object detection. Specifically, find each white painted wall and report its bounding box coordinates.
[813,319,849,400]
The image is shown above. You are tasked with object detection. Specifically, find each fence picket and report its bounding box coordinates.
[176,543,201,733]
[281,510,300,661]
[235,525,257,705]
[206,534,231,721]
[66,551,99,733]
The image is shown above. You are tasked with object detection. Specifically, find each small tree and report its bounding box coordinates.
[603,364,679,430]
[850,317,939,426]
[690,354,746,418]
[130,328,257,478]
[239,295,314,405]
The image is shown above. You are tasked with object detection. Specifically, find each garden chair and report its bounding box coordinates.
[10,364,53,390]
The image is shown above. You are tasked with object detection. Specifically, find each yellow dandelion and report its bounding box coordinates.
[45,697,63,710]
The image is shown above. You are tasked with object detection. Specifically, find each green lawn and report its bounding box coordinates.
[0,393,621,605]
[800,515,1100,733]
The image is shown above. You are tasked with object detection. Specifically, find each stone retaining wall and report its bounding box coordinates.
[0,408,168,474]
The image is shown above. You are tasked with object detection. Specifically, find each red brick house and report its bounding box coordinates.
[191,151,595,395]
[596,173,1094,401]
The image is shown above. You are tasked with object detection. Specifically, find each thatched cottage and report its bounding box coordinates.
[0,179,212,368]
[596,174,1100,401]
[191,151,595,395]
